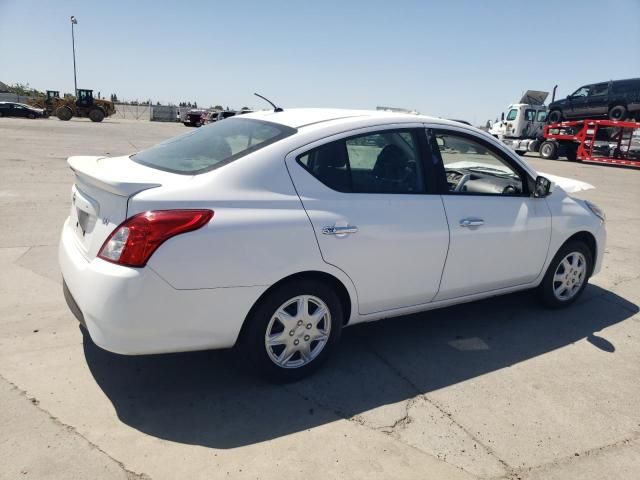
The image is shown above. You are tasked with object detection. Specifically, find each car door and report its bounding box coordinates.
[427,127,551,300]
[286,125,450,315]
[567,85,591,118]
[585,82,610,117]
[13,104,28,117]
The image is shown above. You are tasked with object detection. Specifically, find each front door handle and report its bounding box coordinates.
[322,225,358,236]
[459,218,484,227]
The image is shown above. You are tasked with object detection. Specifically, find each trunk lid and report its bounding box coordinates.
[67,155,192,260]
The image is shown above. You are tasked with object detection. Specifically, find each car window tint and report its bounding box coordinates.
[298,130,425,194]
[591,83,608,96]
[434,132,524,196]
[132,118,296,174]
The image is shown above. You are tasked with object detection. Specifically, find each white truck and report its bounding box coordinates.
[488,90,551,155]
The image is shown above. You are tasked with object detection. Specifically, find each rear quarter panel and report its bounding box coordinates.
[128,142,359,312]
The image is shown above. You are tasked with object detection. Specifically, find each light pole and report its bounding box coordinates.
[70,16,78,96]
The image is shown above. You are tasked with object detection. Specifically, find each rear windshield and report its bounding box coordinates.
[132,118,296,174]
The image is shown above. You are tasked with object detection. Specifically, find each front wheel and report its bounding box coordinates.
[539,241,592,308]
[239,279,343,382]
[548,110,563,124]
[89,108,105,122]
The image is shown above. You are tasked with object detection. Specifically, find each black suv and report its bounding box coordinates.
[547,78,640,123]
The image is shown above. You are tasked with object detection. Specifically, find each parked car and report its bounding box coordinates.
[547,78,640,123]
[204,110,237,124]
[59,109,606,381]
[183,109,207,127]
[0,102,45,119]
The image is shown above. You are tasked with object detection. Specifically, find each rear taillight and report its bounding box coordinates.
[98,210,213,267]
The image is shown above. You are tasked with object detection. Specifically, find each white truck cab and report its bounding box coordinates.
[489,91,549,155]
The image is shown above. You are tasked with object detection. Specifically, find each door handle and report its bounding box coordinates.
[322,225,358,236]
[459,218,484,227]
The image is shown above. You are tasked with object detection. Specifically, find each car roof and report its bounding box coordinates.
[242,108,468,131]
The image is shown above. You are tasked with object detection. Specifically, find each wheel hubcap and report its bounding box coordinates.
[265,295,331,369]
[553,252,587,301]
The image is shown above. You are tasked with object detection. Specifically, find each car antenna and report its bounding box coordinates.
[254,92,283,112]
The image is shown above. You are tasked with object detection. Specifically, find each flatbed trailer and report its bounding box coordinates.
[540,119,640,168]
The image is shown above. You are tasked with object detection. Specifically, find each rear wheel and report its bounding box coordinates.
[56,106,73,121]
[89,108,105,122]
[565,144,579,162]
[548,110,563,124]
[539,241,592,308]
[540,140,558,160]
[27,113,36,119]
[608,105,627,121]
[239,279,343,382]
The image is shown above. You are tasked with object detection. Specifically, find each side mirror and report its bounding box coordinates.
[500,112,505,121]
[534,176,552,198]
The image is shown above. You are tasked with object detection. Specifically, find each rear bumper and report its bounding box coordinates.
[59,218,266,355]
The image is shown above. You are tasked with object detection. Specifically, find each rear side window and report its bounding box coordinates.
[132,118,296,174]
[612,80,639,94]
[536,110,547,122]
[298,130,425,194]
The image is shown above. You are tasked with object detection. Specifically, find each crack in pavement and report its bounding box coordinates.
[362,341,514,476]
[491,431,640,480]
[0,372,152,480]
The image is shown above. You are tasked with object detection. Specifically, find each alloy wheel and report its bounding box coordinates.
[265,295,331,369]
[552,252,587,301]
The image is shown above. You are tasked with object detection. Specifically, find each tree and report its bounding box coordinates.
[213,105,223,110]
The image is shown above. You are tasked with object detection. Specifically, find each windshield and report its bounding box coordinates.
[132,118,296,174]
[506,109,518,121]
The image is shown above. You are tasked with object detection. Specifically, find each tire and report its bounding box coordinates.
[548,110,563,124]
[608,105,627,121]
[56,107,73,121]
[89,108,105,122]
[239,279,344,382]
[528,139,541,152]
[0,111,4,117]
[539,241,592,308]
[516,150,526,156]
[565,144,578,162]
[539,140,558,160]
[27,113,36,119]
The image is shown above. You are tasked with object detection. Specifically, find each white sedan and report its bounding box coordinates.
[59,108,606,381]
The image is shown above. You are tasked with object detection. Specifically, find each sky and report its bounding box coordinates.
[1,0,639,123]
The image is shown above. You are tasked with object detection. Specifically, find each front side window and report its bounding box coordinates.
[298,130,425,194]
[433,131,525,196]
[571,86,590,97]
[536,110,547,122]
[132,118,296,174]
[506,109,518,121]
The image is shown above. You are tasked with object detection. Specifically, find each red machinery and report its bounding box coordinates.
[541,119,640,168]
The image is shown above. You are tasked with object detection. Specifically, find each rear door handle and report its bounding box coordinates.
[459,218,484,227]
[322,225,358,236]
